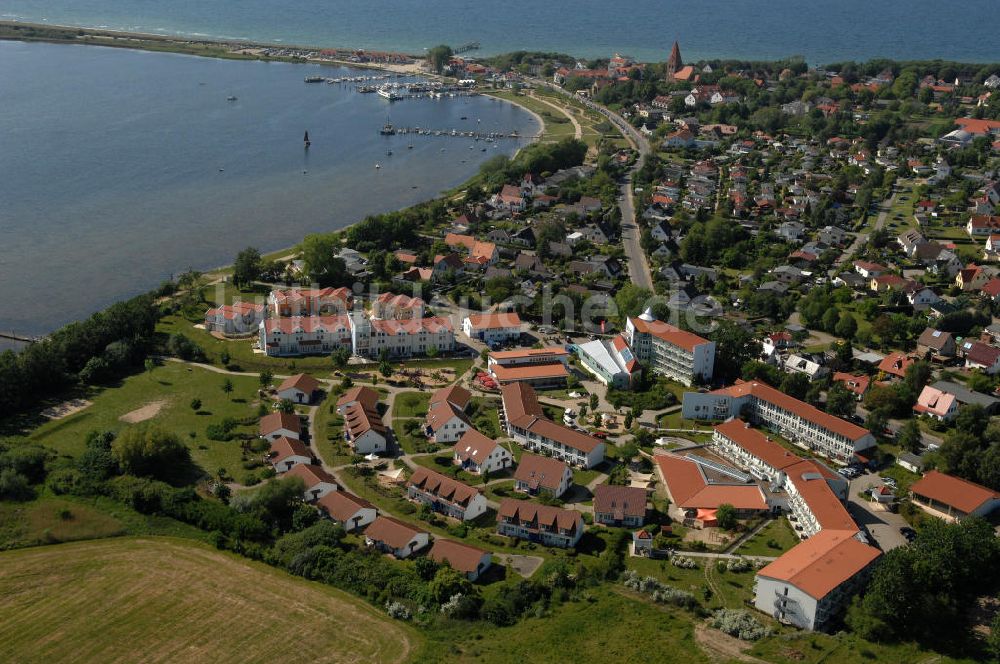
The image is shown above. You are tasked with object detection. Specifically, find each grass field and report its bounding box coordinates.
[28,362,265,483]
[0,537,415,664]
[414,585,709,663]
[736,518,800,557]
[393,391,431,418]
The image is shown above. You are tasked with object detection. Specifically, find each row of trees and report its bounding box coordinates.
[0,293,158,415]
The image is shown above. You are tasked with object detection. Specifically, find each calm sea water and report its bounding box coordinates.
[0,40,538,335]
[3,0,1000,63]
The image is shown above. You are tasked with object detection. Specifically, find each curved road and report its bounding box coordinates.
[534,80,654,290]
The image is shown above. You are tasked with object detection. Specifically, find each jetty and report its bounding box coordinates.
[0,331,44,345]
[380,126,529,140]
[453,42,481,54]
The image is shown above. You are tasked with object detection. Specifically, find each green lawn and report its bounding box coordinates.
[748,630,976,664]
[413,585,709,663]
[28,362,267,484]
[411,452,490,486]
[392,420,438,455]
[735,518,800,557]
[0,494,210,550]
[312,395,356,466]
[392,392,431,418]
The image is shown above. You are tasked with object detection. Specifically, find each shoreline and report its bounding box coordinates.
[0,25,551,335]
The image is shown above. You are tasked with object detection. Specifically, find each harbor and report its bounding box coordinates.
[306,75,480,102]
[377,124,528,141]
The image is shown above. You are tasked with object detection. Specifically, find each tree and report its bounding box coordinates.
[189,398,202,411]
[614,284,653,321]
[716,503,737,531]
[220,350,231,367]
[825,383,856,418]
[427,45,453,74]
[711,321,761,383]
[112,425,190,480]
[897,419,922,454]
[835,314,858,339]
[259,369,274,389]
[589,393,599,411]
[821,307,840,333]
[331,347,351,370]
[221,378,234,397]
[232,247,263,288]
[301,234,349,286]
[429,565,474,604]
[780,373,810,401]
[277,399,295,414]
[379,359,394,379]
[0,469,33,501]
[865,409,889,437]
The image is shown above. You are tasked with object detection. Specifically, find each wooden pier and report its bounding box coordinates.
[0,331,43,345]
[380,126,528,140]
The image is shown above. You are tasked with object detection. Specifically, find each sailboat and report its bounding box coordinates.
[304,130,311,149]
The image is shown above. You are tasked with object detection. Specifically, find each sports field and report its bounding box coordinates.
[0,537,415,664]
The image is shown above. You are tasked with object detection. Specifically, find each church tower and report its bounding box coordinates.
[666,41,683,80]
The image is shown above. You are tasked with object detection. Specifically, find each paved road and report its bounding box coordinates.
[532,79,654,291]
[846,473,909,552]
[835,190,897,268]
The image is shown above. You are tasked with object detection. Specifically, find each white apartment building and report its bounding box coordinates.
[500,383,605,468]
[350,311,455,359]
[259,315,353,357]
[683,381,876,464]
[575,336,642,389]
[624,309,715,386]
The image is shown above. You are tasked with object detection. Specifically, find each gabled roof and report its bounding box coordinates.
[465,312,523,330]
[407,467,482,507]
[337,386,380,411]
[916,328,953,350]
[344,404,387,438]
[714,419,802,472]
[500,382,544,426]
[628,316,711,353]
[430,385,471,410]
[513,453,570,492]
[425,399,471,432]
[910,470,1000,514]
[269,436,313,464]
[709,381,871,443]
[877,352,915,378]
[497,498,582,532]
[524,418,603,454]
[756,530,880,600]
[428,539,490,573]
[491,363,569,382]
[364,516,427,549]
[263,315,351,335]
[277,373,321,395]
[832,372,870,396]
[316,490,374,522]
[913,386,956,417]
[592,485,647,518]
[284,462,337,489]
[260,412,301,437]
[453,430,503,465]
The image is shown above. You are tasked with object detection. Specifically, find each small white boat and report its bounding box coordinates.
[375,163,381,169]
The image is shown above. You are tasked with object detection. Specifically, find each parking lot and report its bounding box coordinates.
[846,473,911,551]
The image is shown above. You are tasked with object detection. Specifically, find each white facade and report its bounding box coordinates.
[350,311,455,359]
[683,384,876,464]
[350,429,387,455]
[260,316,352,357]
[462,313,523,346]
[624,310,715,386]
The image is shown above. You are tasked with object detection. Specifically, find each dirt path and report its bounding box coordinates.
[119,400,168,423]
[529,92,583,139]
[41,398,91,420]
[693,623,769,664]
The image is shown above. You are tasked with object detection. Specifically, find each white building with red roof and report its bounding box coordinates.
[316,491,376,531]
[350,311,455,359]
[284,463,339,501]
[913,385,959,421]
[754,529,880,631]
[575,336,642,389]
[462,312,523,347]
[343,403,388,455]
[424,385,473,444]
[501,383,605,468]
[487,346,570,387]
[453,429,513,475]
[624,308,715,386]
[682,380,875,464]
[268,436,314,473]
[406,467,488,521]
[372,292,425,320]
[259,315,352,357]
[428,539,492,581]
[496,499,584,548]
[275,373,322,404]
[705,418,880,631]
[364,516,429,559]
[910,470,1000,522]
[204,301,266,336]
[268,287,352,317]
[259,412,302,441]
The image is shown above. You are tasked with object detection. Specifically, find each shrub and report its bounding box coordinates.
[0,469,34,501]
[711,609,771,641]
[385,600,412,621]
[622,570,697,608]
[671,555,698,569]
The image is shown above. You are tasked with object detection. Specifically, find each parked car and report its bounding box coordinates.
[899,526,916,542]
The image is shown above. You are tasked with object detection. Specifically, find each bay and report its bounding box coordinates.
[2,0,999,64]
[0,40,538,335]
